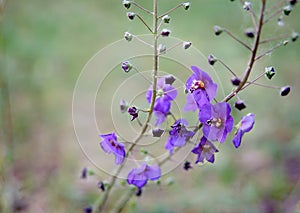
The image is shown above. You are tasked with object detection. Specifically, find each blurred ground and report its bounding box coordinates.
[1,0,300,212]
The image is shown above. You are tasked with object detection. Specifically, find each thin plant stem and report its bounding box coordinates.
[158,3,183,19]
[223,0,266,102]
[249,9,258,31]
[255,41,284,61]
[259,33,290,44]
[131,2,153,15]
[216,58,238,77]
[95,1,159,212]
[223,28,252,51]
[136,14,153,34]
[132,35,153,48]
[264,8,283,24]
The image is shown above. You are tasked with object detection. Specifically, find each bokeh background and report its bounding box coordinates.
[1,0,300,212]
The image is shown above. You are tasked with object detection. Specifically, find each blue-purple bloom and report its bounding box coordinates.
[99,133,126,165]
[146,77,177,126]
[128,106,139,121]
[165,119,194,154]
[184,93,198,112]
[232,113,255,148]
[192,136,219,164]
[199,102,234,143]
[185,66,217,109]
[127,163,161,189]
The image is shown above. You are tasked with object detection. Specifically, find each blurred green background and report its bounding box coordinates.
[1,0,300,212]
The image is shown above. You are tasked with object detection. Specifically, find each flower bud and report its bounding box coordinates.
[183,41,192,49]
[213,25,223,36]
[161,29,171,37]
[158,44,167,54]
[120,99,129,113]
[162,15,171,24]
[165,177,175,186]
[84,206,93,213]
[277,17,285,27]
[243,1,252,11]
[291,32,299,42]
[152,128,164,137]
[183,161,192,171]
[208,54,217,66]
[265,66,275,80]
[128,106,139,121]
[127,12,136,20]
[136,188,142,196]
[283,40,289,46]
[245,28,255,38]
[283,5,292,16]
[122,0,131,9]
[289,0,297,6]
[124,32,133,41]
[165,75,176,85]
[121,61,133,73]
[97,181,105,191]
[140,148,148,155]
[183,2,191,10]
[81,167,88,179]
[235,100,247,111]
[280,86,291,96]
[231,76,241,86]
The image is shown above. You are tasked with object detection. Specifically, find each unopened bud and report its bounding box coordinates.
[165,177,174,186]
[291,32,299,42]
[165,75,176,85]
[183,161,192,171]
[283,5,292,16]
[158,44,167,54]
[213,25,223,36]
[208,54,217,66]
[277,17,285,27]
[161,29,171,37]
[235,100,247,111]
[289,0,297,6]
[162,15,171,24]
[136,188,142,196]
[152,128,164,137]
[243,1,252,11]
[283,40,289,46]
[84,206,93,213]
[121,61,133,73]
[183,41,192,49]
[128,106,139,121]
[231,76,241,86]
[183,2,191,10]
[280,86,291,96]
[122,0,131,9]
[140,148,148,155]
[97,181,105,191]
[127,12,136,20]
[124,32,133,41]
[265,66,276,80]
[120,99,129,113]
[245,28,255,38]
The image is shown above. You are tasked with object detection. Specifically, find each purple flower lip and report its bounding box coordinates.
[99,133,126,165]
[232,113,255,148]
[192,136,219,164]
[199,102,234,143]
[127,163,161,189]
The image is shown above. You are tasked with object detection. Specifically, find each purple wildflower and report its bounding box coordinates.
[127,163,161,189]
[165,119,194,154]
[232,113,255,148]
[99,133,126,165]
[128,106,139,121]
[192,136,219,164]
[146,77,177,125]
[185,66,217,109]
[199,102,234,143]
[184,93,198,112]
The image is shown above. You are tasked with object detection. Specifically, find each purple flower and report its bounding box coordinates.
[127,163,161,189]
[184,93,198,112]
[165,119,194,154]
[128,106,139,121]
[99,133,126,165]
[199,102,234,143]
[185,66,217,109]
[192,136,219,164]
[232,113,255,148]
[146,77,178,125]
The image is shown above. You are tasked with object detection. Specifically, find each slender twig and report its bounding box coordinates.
[259,33,290,44]
[96,1,159,212]
[132,35,153,47]
[223,0,266,102]
[223,28,252,51]
[264,8,283,24]
[249,9,258,31]
[157,19,163,31]
[247,81,280,89]
[240,72,266,91]
[111,189,136,213]
[158,3,183,19]
[158,42,183,56]
[136,14,153,34]
[131,2,153,15]
[265,0,287,14]
[255,41,284,61]
[132,67,152,84]
[216,58,238,77]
